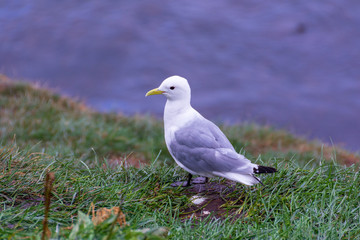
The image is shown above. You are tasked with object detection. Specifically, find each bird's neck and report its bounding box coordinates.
[164,99,196,128]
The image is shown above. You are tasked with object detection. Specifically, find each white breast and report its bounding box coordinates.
[163,105,202,175]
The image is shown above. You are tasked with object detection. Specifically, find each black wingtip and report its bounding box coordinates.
[254,165,277,174]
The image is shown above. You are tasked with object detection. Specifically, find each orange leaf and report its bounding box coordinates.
[90,203,126,226]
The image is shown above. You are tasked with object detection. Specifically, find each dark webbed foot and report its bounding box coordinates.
[192,177,209,184]
[170,181,191,187]
[170,174,209,187]
[171,173,193,187]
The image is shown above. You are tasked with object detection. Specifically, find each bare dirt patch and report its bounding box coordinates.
[179,181,245,221]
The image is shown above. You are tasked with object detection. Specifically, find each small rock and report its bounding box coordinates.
[190,195,206,205]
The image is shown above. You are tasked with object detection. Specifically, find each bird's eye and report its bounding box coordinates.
[170,86,175,90]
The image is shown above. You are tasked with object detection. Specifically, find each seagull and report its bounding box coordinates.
[146,76,277,187]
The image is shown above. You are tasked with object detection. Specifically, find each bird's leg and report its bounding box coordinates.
[184,173,193,187]
[192,176,209,184]
[170,173,193,187]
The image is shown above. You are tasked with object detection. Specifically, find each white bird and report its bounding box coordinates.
[146,76,276,187]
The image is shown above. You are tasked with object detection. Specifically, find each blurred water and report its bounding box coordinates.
[1,0,359,151]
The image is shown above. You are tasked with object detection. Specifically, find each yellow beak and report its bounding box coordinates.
[145,88,165,97]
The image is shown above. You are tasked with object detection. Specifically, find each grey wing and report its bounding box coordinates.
[174,118,234,149]
[169,119,253,175]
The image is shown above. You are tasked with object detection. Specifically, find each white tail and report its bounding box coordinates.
[213,172,261,186]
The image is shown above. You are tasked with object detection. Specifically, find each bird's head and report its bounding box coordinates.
[145,75,191,102]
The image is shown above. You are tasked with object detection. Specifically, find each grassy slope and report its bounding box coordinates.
[0,75,359,239]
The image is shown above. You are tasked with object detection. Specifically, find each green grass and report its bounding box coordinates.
[0,75,360,239]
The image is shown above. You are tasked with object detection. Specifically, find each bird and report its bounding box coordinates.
[145,76,277,187]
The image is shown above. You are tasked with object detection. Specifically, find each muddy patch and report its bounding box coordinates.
[179,181,246,221]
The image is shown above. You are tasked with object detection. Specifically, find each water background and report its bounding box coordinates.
[1,1,360,151]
